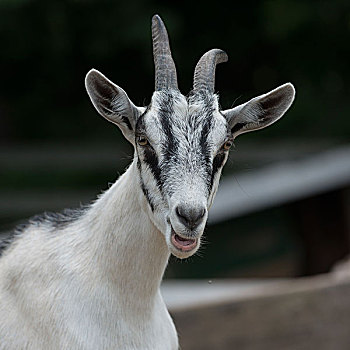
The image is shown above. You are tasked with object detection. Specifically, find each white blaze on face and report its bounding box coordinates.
[135,90,231,258]
[85,18,295,261]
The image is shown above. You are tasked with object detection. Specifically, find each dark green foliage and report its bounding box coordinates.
[0,0,349,142]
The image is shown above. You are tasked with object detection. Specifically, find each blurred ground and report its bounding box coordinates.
[164,270,350,350]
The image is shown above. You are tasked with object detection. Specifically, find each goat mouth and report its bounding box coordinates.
[171,229,197,252]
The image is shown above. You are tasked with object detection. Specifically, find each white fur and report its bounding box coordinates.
[0,82,294,350]
[0,160,178,349]
[0,41,296,350]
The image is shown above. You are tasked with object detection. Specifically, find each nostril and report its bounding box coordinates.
[175,206,185,220]
[175,205,206,230]
[198,208,206,219]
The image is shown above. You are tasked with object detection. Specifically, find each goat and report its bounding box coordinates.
[0,15,295,349]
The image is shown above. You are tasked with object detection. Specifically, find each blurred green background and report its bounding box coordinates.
[0,0,349,278]
[1,0,349,142]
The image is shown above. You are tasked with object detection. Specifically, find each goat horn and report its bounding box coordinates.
[193,49,228,94]
[152,15,178,91]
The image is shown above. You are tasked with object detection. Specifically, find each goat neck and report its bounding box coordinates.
[75,158,170,307]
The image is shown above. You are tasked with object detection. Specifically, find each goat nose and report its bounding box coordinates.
[175,205,206,230]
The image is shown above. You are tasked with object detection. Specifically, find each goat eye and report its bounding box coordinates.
[137,136,149,146]
[223,140,233,151]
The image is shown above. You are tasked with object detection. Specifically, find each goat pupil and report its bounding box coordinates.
[138,136,148,146]
[224,140,233,150]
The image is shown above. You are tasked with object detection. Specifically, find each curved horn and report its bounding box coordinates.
[193,49,228,94]
[152,15,178,91]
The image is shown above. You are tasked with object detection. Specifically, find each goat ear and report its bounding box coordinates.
[222,83,295,138]
[85,69,145,144]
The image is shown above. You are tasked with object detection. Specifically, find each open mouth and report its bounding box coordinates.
[171,228,197,252]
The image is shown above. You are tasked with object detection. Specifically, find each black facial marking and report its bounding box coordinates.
[137,158,156,211]
[159,93,178,162]
[198,97,216,192]
[121,116,133,131]
[231,122,245,134]
[200,116,213,174]
[210,152,226,190]
[135,100,170,196]
[143,147,163,191]
[137,158,142,171]
[140,179,155,212]
[135,113,146,135]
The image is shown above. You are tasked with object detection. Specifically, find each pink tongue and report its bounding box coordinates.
[175,234,194,246]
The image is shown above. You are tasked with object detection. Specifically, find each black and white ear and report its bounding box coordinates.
[222,83,295,138]
[85,69,145,144]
